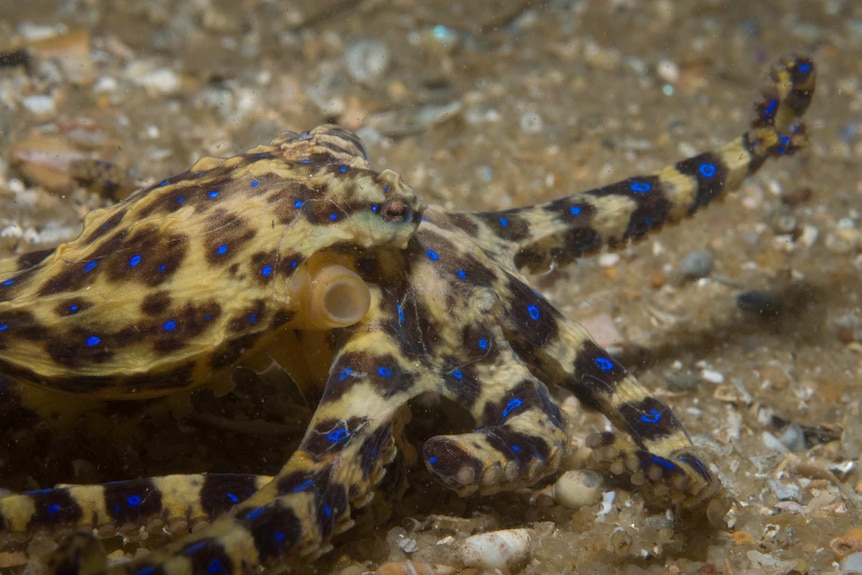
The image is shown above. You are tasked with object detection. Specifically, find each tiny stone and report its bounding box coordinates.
[551,470,603,510]
[21,95,57,117]
[700,368,724,384]
[459,529,531,571]
[678,248,713,279]
[841,552,862,574]
[345,38,390,85]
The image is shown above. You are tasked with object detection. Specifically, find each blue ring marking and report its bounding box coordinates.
[247,507,264,520]
[216,245,228,256]
[176,195,185,203]
[48,503,61,514]
[428,456,438,465]
[163,319,177,332]
[129,254,142,267]
[323,505,331,518]
[0,324,7,331]
[250,180,260,188]
[594,356,614,371]
[511,444,521,452]
[327,429,350,442]
[182,541,206,555]
[1,279,14,286]
[641,409,661,424]
[451,368,463,380]
[258,152,267,158]
[293,199,303,208]
[85,335,101,347]
[764,99,778,117]
[159,180,169,187]
[158,264,167,272]
[384,185,391,192]
[84,261,98,273]
[698,163,717,178]
[208,558,224,574]
[329,213,339,221]
[338,367,352,380]
[649,455,677,471]
[499,216,508,227]
[69,305,79,312]
[396,304,405,324]
[338,165,348,173]
[456,269,467,279]
[478,338,488,350]
[127,494,142,506]
[135,568,156,575]
[629,181,652,193]
[502,397,523,418]
[226,492,239,503]
[377,366,392,378]
[426,249,439,261]
[248,313,258,324]
[204,314,213,321]
[261,265,273,277]
[371,204,378,213]
[289,260,298,269]
[208,190,220,198]
[273,531,285,543]
[292,479,313,493]
[569,205,582,216]
[798,61,811,74]
[301,158,311,164]
[526,304,540,320]
[421,215,430,222]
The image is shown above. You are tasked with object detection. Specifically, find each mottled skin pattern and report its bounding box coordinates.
[0,56,814,574]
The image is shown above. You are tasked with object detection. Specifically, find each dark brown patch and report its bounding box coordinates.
[589,176,670,241]
[203,209,257,265]
[301,416,368,461]
[422,437,483,490]
[675,152,729,213]
[103,478,163,525]
[441,212,479,236]
[0,310,45,347]
[239,502,303,562]
[568,340,628,412]
[475,210,531,242]
[618,396,683,444]
[228,300,267,334]
[503,276,559,348]
[483,426,552,468]
[209,332,263,370]
[269,181,313,224]
[43,327,115,367]
[357,423,394,482]
[200,474,260,519]
[140,291,173,316]
[441,359,482,410]
[149,301,223,355]
[25,488,84,530]
[250,250,278,284]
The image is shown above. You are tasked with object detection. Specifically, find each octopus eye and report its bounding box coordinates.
[380,198,412,224]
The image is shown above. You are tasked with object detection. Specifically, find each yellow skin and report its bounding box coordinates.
[0,55,814,574]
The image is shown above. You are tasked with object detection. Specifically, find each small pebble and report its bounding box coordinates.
[551,470,603,510]
[21,95,57,117]
[345,38,390,85]
[700,368,724,384]
[129,64,181,96]
[842,552,862,574]
[678,248,713,279]
[459,529,531,571]
[825,227,861,254]
[832,528,862,560]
